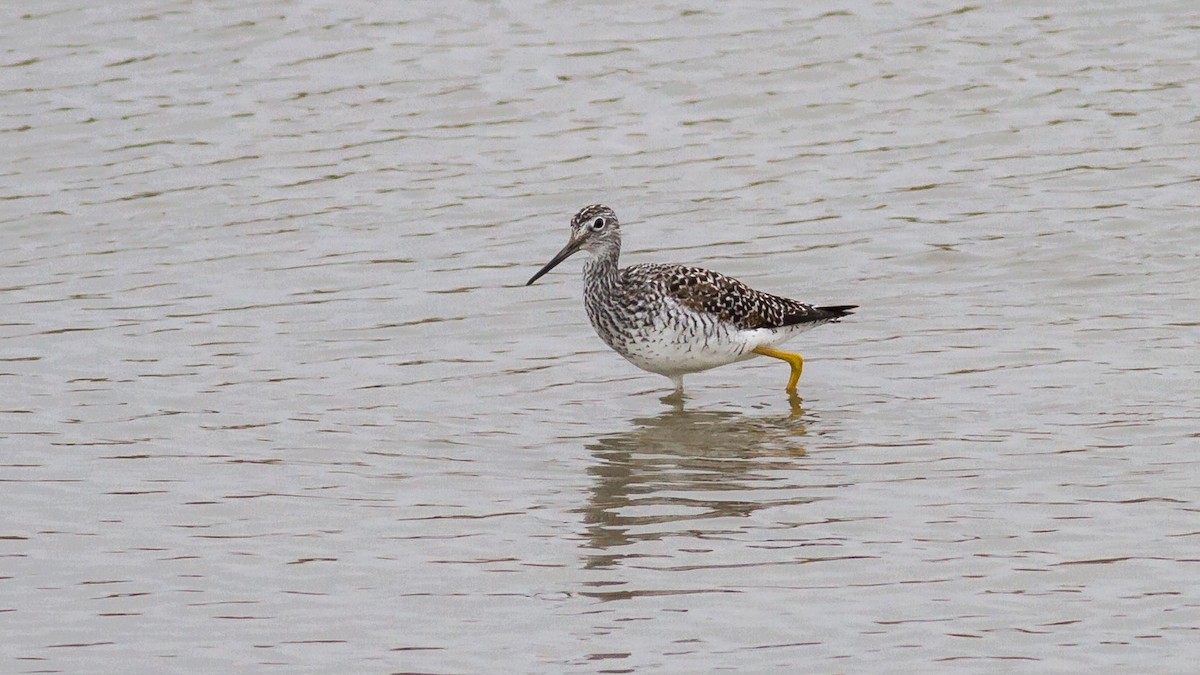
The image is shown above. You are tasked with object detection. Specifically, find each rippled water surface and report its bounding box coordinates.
[3,1,1198,672]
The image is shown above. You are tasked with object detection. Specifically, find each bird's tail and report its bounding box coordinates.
[817,305,857,320]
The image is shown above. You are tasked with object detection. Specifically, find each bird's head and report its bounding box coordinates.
[526,204,621,285]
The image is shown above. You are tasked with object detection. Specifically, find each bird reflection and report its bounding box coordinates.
[579,403,814,570]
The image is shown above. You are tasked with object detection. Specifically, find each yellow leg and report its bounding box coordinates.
[753,345,805,393]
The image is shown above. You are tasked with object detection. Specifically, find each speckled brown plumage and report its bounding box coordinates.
[526,204,857,392]
[652,264,854,330]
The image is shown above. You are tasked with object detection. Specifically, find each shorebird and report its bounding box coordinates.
[526,204,856,395]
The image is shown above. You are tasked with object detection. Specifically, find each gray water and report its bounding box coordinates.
[2,1,1198,672]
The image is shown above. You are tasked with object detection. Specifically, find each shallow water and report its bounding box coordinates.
[2,1,1198,672]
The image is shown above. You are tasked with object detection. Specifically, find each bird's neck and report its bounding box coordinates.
[583,245,620,294]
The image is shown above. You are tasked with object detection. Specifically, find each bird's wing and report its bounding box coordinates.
[625,264,833,331]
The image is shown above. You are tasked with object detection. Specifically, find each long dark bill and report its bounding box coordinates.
[526,238,582,286]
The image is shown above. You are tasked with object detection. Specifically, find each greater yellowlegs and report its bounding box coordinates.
[526,204,856,395]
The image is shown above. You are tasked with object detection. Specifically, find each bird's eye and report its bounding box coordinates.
[590,217,605,231]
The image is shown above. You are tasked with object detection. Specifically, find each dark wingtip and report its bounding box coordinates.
[818,305,858,318]
[774,304,858,328]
